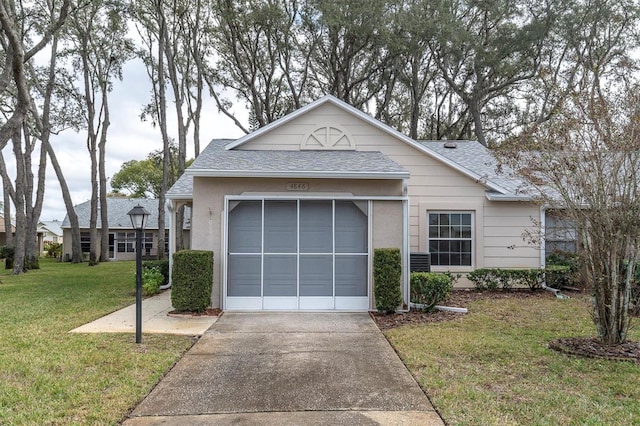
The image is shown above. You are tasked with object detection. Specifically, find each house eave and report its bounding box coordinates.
[186,169,410,180]
[166,193,194,201]
[485,192,532,202]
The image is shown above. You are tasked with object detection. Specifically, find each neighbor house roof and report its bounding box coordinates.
[61,198,176,230]
[38,220,63,237]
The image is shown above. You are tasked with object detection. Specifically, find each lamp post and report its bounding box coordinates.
[127,204,150,344]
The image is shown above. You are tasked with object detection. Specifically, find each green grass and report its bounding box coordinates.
[385,294,640,426]
[0,258,195,425]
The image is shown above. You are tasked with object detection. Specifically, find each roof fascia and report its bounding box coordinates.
[186,169,409,180]
[485,192,532,202]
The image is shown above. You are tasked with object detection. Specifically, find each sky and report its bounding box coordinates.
[2,58,248,222]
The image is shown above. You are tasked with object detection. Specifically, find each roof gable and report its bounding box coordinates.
[223,95,514,195]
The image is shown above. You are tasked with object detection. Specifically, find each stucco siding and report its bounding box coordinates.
[190,176,405,309]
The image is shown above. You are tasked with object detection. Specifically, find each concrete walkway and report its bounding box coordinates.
[124,312,444,425]
[70,290,218,336]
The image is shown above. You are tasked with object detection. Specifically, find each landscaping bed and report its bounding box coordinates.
[372,289,556,330]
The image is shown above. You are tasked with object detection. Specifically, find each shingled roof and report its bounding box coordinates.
[167,139,409,199]
[61,198,190,230]
[418,141,530,199]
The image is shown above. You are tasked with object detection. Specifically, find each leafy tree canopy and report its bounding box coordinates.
[111,143,193,198]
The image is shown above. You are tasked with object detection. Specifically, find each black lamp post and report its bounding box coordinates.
[127,204,150,344]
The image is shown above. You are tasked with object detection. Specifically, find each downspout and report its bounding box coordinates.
[160,199,175,290]
[403,179,410,311]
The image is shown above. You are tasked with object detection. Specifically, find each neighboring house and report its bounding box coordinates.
[61,198,190,261]
[38,220,63,253]
[166,95,543,312]
[0,216,15,246]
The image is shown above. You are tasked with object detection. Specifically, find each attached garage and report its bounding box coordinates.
[225,198,370,310]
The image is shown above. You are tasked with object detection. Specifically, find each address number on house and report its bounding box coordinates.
[286,182,309,191]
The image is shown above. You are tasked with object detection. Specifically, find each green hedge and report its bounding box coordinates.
[467,267,571,291]
[171,250,213,312]
[410,272,452,312]
[373,248,402,313]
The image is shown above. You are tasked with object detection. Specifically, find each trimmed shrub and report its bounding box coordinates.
[143,259,170,286]
[374,248,402,313]
[467,268,501,290]
[410,272,452,312]
[171,250,213,312]
[544,265,572,289]
[467,267,571,291]
[546,250,581,287]
[2,246,14,270]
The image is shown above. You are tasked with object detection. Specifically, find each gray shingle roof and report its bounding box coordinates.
[166,173,193,198]
[167,139,409,198]
[190,139,409,175]
[419,141,530,197]
[61,198,189,230]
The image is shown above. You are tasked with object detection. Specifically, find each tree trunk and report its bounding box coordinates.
[156,10,169,260]
[3,181,12,248]
[44,140,82,262]
[10,129,26,274]
[24,137,47,270]
[98,82,110,262]
[469,98,487,147]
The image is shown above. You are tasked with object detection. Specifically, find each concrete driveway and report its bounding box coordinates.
[125,313,443,425]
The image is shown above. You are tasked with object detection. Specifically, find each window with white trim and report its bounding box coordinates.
[428,212,473,266]
[117,232,136,253]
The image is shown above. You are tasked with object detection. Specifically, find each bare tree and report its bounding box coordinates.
[63,0,131,264]
[500,85,640,345]
[0,0,71,273]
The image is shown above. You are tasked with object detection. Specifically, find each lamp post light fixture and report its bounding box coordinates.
[127,204,150,344]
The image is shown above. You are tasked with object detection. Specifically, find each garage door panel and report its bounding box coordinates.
[299,255,333,296]
[335,201,367,253]
[264,201,297,253]
[264,255,297,296]
[300,201,332,253]
[335,255,368,296]
[228,255,261,296]
[229,201,262,253]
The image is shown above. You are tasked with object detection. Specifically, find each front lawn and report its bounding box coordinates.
[385,292,640,425]
[0,258,194,425]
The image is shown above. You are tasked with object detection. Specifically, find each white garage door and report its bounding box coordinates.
[226,199,369,310]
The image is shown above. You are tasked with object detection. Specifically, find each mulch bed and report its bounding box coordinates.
[168,308,222,317]
[549,337,640,365]
[371,289,640,365]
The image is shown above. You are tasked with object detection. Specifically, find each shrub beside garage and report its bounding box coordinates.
[171,250,213,312]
